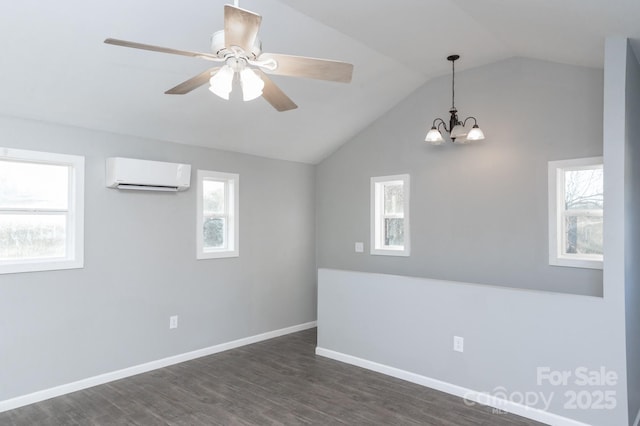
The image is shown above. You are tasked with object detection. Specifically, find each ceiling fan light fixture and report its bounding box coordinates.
[209,65,234,100]
[240,68,264,101]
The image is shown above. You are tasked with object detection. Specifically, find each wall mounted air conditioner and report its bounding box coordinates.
[106,157,191,192]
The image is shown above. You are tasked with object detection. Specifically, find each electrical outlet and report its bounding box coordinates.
[453,336,464,352]
[169,315,178,329]
[355,242,364,253]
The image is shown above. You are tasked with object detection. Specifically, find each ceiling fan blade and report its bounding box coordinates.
[224,4,262,53]
[104,38,220,61]
[260,53,353,83]
[255,69,297,112]
[165,68,219,95]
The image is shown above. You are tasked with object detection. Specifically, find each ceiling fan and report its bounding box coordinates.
[104,2,354,112]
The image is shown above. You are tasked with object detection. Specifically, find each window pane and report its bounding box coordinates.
[0,160,69,210]
[384,218,404,246]
[564,168,603,210]
[203,217,226,249]
[203,180,225,214]
[565,215,603,255]
[0,214,66,260]
[384,183,403,215]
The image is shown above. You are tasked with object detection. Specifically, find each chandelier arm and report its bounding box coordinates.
[432,117,449,133]
[462,116,479,127]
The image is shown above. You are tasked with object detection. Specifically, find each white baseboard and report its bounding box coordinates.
[316,347,590,426]
[0,321,317,413]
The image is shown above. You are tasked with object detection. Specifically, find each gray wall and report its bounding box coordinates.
[624,41,640,425]
[317,268,626,425]
[0,115,317,401]
[317,57,603,296]
[316,50,634,425]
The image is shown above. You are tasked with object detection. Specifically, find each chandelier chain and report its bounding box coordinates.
[451,58,455,110]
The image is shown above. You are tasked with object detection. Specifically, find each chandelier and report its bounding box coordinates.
[425,55,485,145]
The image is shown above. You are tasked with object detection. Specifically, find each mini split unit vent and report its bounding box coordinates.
[106,157,191,192]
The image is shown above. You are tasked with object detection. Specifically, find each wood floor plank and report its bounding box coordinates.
[0,329,545,425]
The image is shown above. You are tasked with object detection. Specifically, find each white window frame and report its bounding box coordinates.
[548,157,603,269]
[196,170,239,259]
[371,174,410,256]
[0,147,84,274]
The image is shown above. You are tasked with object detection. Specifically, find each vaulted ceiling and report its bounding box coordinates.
[0,0,638,163]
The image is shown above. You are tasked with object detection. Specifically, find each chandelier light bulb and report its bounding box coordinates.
[450,124,468,141]
[466,124,485,141]
[425,127,444,144]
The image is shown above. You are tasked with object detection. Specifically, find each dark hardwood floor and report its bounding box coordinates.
[0,329,544,425]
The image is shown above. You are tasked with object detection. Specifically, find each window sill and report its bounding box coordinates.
[0,259,84,275]
[197,250,239,260]
[549,256,603,270]
[370,248,410,257]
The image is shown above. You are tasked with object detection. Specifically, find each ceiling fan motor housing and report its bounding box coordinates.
[211,30,262,60]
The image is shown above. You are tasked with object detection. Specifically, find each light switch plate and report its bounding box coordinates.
[169,315,178,329]
[355,242,364,253]
[453,336,464,352]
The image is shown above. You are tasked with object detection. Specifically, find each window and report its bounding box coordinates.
[197,170,239,259]
[0,147,84,274]
[371,174,410,256]
[548,157,603,269]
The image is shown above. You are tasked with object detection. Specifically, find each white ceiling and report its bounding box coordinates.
[0,0,639,164]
